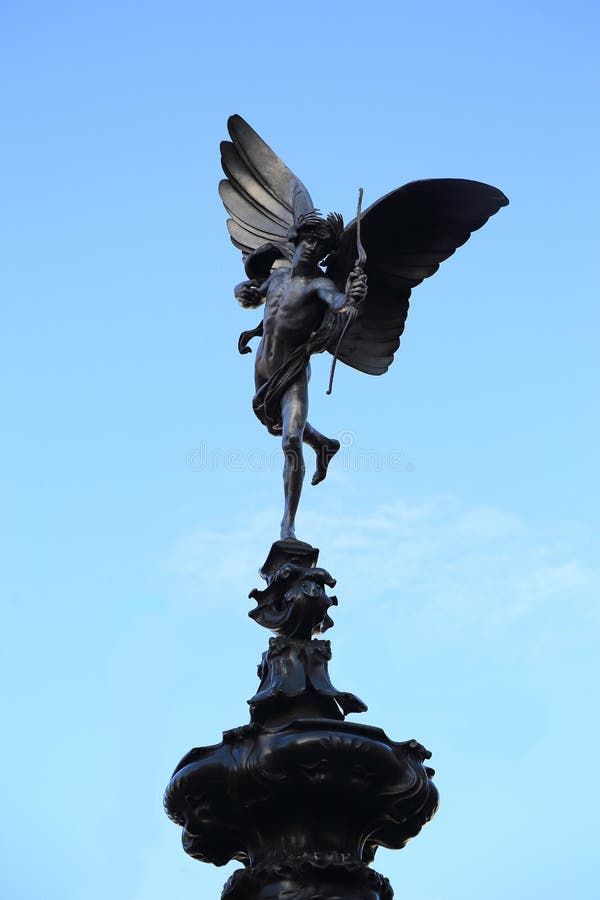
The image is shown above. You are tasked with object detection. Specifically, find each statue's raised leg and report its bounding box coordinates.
[303,422,340,486]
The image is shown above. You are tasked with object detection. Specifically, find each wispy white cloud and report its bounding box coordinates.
[162,494,600,637]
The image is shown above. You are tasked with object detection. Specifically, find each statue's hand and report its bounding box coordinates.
[234,280,263,309]
[345,267,368,307]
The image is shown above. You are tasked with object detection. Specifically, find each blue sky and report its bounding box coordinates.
[1,2,599,898]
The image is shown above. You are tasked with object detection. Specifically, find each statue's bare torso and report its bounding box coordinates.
[255,269,340,386]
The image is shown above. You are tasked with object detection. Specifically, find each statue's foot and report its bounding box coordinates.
[311,439,340,486]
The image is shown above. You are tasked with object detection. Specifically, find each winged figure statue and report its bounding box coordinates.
[219,115,508,540]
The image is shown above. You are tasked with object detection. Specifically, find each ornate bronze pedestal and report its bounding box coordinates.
[164,541,438,899]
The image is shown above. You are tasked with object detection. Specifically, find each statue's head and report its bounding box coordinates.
[287,209,344,262]
[243,209,344,280]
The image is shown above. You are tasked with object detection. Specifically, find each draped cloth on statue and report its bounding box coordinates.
[252,317,337,435]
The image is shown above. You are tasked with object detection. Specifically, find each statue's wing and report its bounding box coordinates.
[325,179,509,375]
[219,115,315,260]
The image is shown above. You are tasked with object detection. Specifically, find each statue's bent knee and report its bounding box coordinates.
[282,432,303,456]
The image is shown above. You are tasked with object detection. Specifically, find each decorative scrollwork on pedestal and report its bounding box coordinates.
[164,720,438,875]
[249,540,338,638]
[222,858,394,900]
[249,637,367,724]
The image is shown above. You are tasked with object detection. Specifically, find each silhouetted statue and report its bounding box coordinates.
[220,116,508,539]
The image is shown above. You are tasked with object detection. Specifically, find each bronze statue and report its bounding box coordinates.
[220,115,508,539]
[165,116,510,900]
